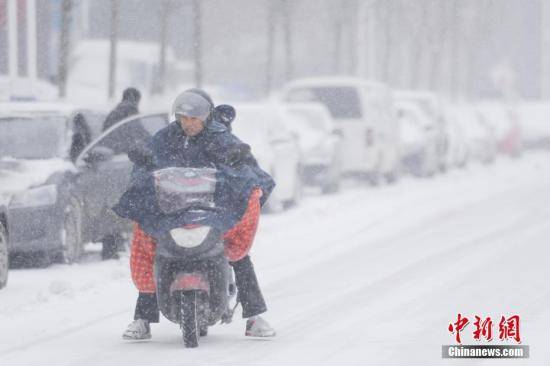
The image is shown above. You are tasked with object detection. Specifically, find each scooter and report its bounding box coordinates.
[151,167,237,348]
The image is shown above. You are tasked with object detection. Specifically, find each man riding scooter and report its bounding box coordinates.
[118,89,277,340]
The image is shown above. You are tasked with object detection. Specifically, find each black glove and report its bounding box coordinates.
[226,144,251,167]
[128,147,155,170]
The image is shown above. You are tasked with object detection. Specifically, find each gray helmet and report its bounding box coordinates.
[172,89,213,122]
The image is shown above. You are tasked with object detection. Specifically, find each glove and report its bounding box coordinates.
[128,147,155,170]
[226,144,251,167]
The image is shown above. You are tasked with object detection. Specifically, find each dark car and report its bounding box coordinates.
[72,112,168,259]
[0,111,98,265]
[1,112,168,265]
[0,204,8,288]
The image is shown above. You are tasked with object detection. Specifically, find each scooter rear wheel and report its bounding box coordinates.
[179,290,199,348]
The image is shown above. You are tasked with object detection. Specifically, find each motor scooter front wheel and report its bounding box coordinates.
[179,290,199,348]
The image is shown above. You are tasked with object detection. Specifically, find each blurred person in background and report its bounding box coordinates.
[103,87,142,131]
[100,87,142,260]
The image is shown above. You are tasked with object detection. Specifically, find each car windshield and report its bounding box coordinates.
[285,108,330,131]
[287,87,362,119]
[0,116,67,159]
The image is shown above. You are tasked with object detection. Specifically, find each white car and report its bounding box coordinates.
[231,103,302,211]
[278,103,342,193]
[396,101,439,176]
[394,90,449,171]
[0,216,7,289]
[280,77,400,184]
[450,105,497,164]
[476,102,522,157]
[516,102,550,149]
[442,106,468,168]
[0,101,106,143]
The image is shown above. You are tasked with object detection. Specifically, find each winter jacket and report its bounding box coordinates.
[113,120,275,237]
[102,100,139,132]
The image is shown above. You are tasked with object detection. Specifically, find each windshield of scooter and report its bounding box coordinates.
[153,167,217,214]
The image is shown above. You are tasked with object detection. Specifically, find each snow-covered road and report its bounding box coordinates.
[1,152,549,366]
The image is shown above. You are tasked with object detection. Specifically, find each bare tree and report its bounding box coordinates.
[192,0,203,88]
[108,0,119,99]
[448,0,461,99]
[376,0,399,84]
[58,0,72,98]
[425,0,448,91]
[155,0,173,95]
[281,0,293,81]
[265,0,275,94]
[333,6,344,74]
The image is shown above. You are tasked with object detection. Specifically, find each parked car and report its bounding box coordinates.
[450,105,497,164]
[0,101,106,142]
[231,103,302,211]
[395,90,449,171]
[477,102,522,157]
[0,112,169,266]
[516,102,550,149]
[72,113,169,259]
[280,77,400,184]
[0,205,8,289]
[395,101,439,176]
[441,106,469,168]
[278,102,343,193]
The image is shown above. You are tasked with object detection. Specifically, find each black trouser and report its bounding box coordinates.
[134,255,267,323]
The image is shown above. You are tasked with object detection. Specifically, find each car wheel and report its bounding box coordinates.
[60,197,83,264]
[101,233,124,260]
[384,171,398,184]
[321,162,341,194]
[321,181,339,194]
[262,169,283,213]
[367,170,381,186]
[284,169,303,209]
[263,192,284,213]
[321,173,340,193]
[0,222,8,289]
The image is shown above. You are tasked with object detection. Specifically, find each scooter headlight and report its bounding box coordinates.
[169,226,211,248]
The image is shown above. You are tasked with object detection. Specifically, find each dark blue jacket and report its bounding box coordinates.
[113,120,275,237]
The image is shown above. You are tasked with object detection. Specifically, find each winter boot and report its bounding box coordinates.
[122,319,151,340]
[245,315,276,337]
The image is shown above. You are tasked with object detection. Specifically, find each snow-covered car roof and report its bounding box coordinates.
[0,101,82,116]
[447,104,488,137]
[395,101,434,128]
[394,89,439,101]
[516,102,550,140]
[278,102,333,131]
[395,90,445,120]
[284,76,387,91]
[475,102,513,134]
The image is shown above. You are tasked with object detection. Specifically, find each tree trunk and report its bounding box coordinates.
[58,0,72,98]
[155,0,170,95]
[449,0,459,100]
[334,17,343,73]
[192,0,202,88]
[108,0,118,99]
[265,0,275,94]
[282,0,292,81]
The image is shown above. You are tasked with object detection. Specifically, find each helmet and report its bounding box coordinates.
[172,89,214,123]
